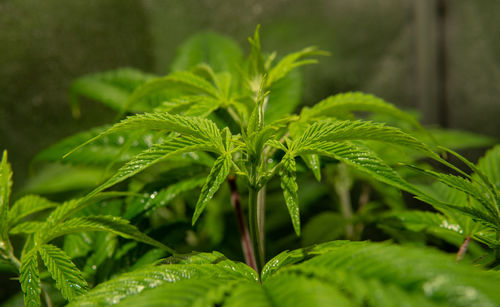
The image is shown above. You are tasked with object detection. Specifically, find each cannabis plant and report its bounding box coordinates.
[1,27,499,306]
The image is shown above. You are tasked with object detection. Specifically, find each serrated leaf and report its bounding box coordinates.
[266,46,328,87]
[67,255,257,306]
[20,248,41,307]
[293,120,433,156]
[38,244,88,301]
[66,113,223,158]
[9,221,46,235]
[125,176,206,219]
[192,154,232,225]
[8,195,58,227]
[69,68,157,115]
[279,153,300,236]
[87,135,213,200]
[155,95,221,117]
[477,145,500,190]
[301,141,417,194]
[302,92,422,129]
[38,215,173,253]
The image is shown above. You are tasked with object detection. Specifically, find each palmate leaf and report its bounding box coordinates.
[8,195,58,227]
[69,68,158,115]
[192,154,232,225]
[0,150,13,244]
[68,241,500,307]
[301,92,422,130]
[279,153,300,236]
[20,248,41,307]
[408,166,499,222]
[67,252,257,307]
[38,244,88,301]
[37,215,173,253]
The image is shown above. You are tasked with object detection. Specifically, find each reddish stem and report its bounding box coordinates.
[228,176,258,272]
[456,236,471,262]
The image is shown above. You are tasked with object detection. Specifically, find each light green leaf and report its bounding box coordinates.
[192,154,232,225]
[279,153,300,236]
[477,145,500,190]
[38,244,88,301]
[66,113,223,158]
[0,150,12,244]
[38,215,173,253]
[301,92,422,129]
[20,248,41,307]
[266,46,328,87]
[88,135,213,199]
[9,221,45,235]
[8,195,58,227]
[301,154,321,181]
[293,120,432,156]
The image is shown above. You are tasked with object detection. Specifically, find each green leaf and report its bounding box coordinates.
[20,248,41,307]
[22,164,105,195]
[38,244,88,301]
[292,119,432,156]
[192,154,232,225]
[279,153,300,236]
[0,150,12,244]
[477,145,500,190]
[266,46,328,87]
[265,69,302,123]
[66,113,223,158]
[38,215,173,253]
[170,31,243,77]
[155,95,221,117]
[302,141,417,194]
[69,68,157,115]
[9,221,46,235]
[8,195,58,227]
[67,254,257,306]
[88,135,213,199]
[125,71,219,111]
[301,154,321,181]
[301,92,422,129]
[34,126,161,166]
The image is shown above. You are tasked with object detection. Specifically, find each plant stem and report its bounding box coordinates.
[248,185,265,273]
[257,185,266,258]
[456,236,471,262]
[228,176,257,272]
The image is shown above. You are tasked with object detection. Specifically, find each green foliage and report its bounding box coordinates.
[69,242,500,307]
[3,27,499,306]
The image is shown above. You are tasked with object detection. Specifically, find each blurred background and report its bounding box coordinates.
[1,0,499,188]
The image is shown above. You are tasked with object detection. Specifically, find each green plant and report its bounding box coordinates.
[1,27,499,306]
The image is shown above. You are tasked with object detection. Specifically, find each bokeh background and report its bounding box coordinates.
[1,0,500,188]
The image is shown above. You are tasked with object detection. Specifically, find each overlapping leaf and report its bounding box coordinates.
[279,153,300,235]
[19,249,40,307]
[38,244,88,301]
